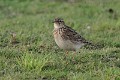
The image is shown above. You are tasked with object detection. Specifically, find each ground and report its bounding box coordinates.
[0,0,120,80]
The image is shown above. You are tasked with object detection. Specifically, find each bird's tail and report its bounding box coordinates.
[84,41,102,49]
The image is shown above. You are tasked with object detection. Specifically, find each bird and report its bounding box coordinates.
[53,17,95,52]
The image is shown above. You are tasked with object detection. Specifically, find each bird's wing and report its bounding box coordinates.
[59,26,89,44]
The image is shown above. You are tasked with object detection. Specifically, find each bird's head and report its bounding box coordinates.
[53,17,65,29]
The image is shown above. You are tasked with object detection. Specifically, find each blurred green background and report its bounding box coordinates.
[0,0,120,80]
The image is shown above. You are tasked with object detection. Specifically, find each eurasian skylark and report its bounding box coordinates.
[53,18,95,51]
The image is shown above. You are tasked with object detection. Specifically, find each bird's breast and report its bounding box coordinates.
[53,29,81,51]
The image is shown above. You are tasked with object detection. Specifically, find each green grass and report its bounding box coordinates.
[0,0,120,80]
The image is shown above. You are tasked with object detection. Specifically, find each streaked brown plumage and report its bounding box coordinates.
[53,18,94,51]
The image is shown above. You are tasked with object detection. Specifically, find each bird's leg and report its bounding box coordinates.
[72,51,76,60]
[64,51,68,65]
[64,51,68,59]
[71,51,77,64]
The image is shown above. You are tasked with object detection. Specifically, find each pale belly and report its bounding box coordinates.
[54,31,83,51]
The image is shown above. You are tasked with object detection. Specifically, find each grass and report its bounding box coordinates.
[0,0,120,80]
